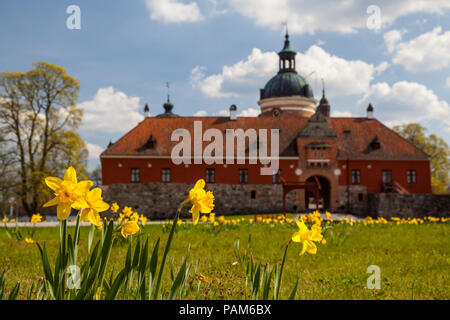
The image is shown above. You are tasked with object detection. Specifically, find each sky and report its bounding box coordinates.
[1,0,449,171]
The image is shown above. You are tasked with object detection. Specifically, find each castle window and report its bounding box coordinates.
[382,170,392,184]
[358,193,364,202]
[206,169,215,183]
[407,170,416,184]
[162,168,171,183]
[273,169,281,184]
[131,168,140,183]
[239,169,248,183]
[250,190,257,199]
[351,170,361,184]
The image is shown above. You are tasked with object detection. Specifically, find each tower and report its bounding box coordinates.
[258,31,317,118]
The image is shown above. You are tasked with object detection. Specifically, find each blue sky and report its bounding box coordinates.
[1,0,449,170]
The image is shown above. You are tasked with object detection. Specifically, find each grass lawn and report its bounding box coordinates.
[0,220,449,300]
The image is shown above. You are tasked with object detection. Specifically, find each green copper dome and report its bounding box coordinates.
[262,72,313,99]
[260,32,314,100]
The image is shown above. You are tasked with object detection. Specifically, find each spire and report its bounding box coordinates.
[278,26,296,74]
[144,103,150,118]
[317,79,330,117]
[156,82,179,117]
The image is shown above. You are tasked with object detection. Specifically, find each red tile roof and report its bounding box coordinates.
[101,116,429,160]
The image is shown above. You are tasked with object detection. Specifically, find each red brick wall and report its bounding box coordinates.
[101,158,300,185]
[102,157,432,194]
[337,159,431,194]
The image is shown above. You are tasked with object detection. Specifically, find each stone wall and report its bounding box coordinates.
[338,185,368,216]
[367,193,450,218]
[102,183,298,219]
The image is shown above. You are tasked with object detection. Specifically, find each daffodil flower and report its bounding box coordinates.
[121,220,140,238]
[188,179,215,225]
[30,213,42,224]
[292,220,323,255]
[79,188,110,227]
[43,167,93,221]
[111,202,119,213]
[25,237,35,244]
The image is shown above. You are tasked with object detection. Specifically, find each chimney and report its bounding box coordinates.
[367,103,374,119]
[230,104,237,121]
[144,104,150,118]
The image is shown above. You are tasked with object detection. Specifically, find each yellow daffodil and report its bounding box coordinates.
[325,211,331,219]
[208,212,215,223]
[292,220,323,255]
[201,215,208,223]
[111,202,119,213]
[1,217,8,223]
[121,220,140,238]
[25,237,35,244]
[139,215,148,225]
[79,188,110,227]
[188,179,215,225]
[43,167,93,221]
[177,219,183,226]
[30,213,42,223]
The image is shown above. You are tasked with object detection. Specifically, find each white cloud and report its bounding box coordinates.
[446,77,450,88]
[145,0,203,23]
[331,111,354,117]
[383,29,407,53]
[226,0,450,35]
[390,26,450,72]
[190,48,278,98]
[78,87,144,134]
[191,46,388,99]
[217,109,229,116]
[214,107,260,117]
[193,110,208,116]
[238,107,260,117]
[86,142,104,159]
[358,81,450,123]
[296,46,389,98]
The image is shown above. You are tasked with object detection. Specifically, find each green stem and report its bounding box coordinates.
[152,198,190,300]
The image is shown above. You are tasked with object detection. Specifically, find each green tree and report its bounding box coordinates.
[393,123,450,194]
[0,62,88,216]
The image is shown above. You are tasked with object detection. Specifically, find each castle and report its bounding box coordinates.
[100,33,431,218]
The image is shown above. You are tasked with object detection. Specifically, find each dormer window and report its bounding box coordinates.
[370,136,381,150]
[139,134,157,151]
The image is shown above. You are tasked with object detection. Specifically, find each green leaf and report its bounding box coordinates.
[168,255,189,300]
[105,269,127,300]
[37,242,54,287]
[288,277,299,300]
[8,283,20,300]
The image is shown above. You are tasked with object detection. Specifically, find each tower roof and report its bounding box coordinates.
[260,32,314,100]
[156,96,179,118]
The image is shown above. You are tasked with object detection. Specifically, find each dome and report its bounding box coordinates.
[261,72,314,99]
[156,96,180,118]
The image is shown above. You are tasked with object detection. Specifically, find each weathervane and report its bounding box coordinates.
[166,81,170,102]
[282,21,288,36]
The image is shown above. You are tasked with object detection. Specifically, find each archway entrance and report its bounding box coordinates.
[305,176,330,210]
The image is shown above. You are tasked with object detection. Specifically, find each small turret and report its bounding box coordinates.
[317,88,330,117]
[144,104,150,118]
[229,104,237,121]
[367,103,374,119]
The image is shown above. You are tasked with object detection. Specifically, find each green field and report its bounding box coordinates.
[0,220,449,300]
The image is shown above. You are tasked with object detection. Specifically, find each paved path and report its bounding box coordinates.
[1,213,363,228]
